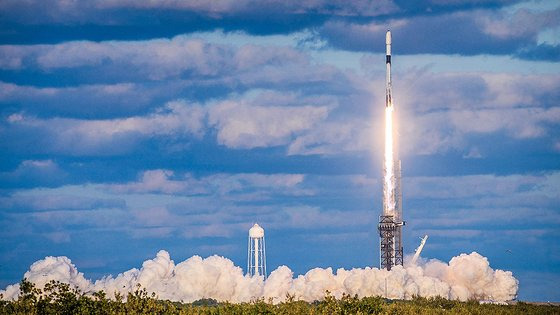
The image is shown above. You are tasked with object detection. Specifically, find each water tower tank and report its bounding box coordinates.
[247,223,266,278]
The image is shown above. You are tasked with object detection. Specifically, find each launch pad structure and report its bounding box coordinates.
[379,163,405,270]
[378,30,405,271]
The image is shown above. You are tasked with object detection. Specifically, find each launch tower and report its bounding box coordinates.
[378,30,405,271]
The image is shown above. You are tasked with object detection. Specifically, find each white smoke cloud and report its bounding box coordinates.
[0,250,517,303]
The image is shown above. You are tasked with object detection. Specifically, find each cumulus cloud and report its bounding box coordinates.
[288,120,374,155]
[2,100,205,155]
[0,37,309,79]
[515,43,560,62]
[95,0,398,17]
[0,193,125,212]
[476,7,560,40]
[0,0,397,25]
[403,172,560,239]
[450,107,560,138]
[0,169,314,240]
[318,6,560,57]
[280,206,371,229]
[2,38,353,109]
[0,170,341,242]
[109,169,305,196]
[111,170,195,195]
[275,68,560,156]
[0,81,167,119]
[388,71,560,155]
[209,100,329,149]
[0,160,68,188]
[0,38,356,121]
[403,106,560,155]
[5,36,557,158]
[0,250,518,303]
[391,72,560,112]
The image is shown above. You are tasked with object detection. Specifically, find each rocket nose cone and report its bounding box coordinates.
[386,30,391,45]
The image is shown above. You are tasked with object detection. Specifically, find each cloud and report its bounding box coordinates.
[0,170,307,239]
[0,0,398,25]
[317,6,560,58]
[0,87,353,157]
[2,60,558,159]
[111,170,198,195]
[95,0,399,17]
[6,34,558,159]
[0,160,68,188]
[288,120,374,155]
[1,170,376,241]
[281,206,372,229]
[0,193,125,213]
[0,38,358,122]
[403,105,560,155]
[404,172,560,231]
[0,36,309,79]
[515,43,560,61]
[386,70,560,112]
[0,81,168,119]
[390,71,560,155]
[462,147,482,159]
[0,0,524,45]
[209,100,330,149]
[282,69,560,156]
[450,107,560,138]
[44,232,71,243]
[406,172,559,200]
[1,100,205,155]
[476,7,559,39]
[3,0,551,61]
[33,38,235,79]
[28,209,129,231]
[109,169,305,196]
[108,173,370,237]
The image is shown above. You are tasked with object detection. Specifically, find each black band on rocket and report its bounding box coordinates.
[386,55,391,64]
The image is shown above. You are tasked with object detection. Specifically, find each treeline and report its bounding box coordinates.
[1,279,558,314]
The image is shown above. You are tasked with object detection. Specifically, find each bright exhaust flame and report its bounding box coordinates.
[383,103,395,215]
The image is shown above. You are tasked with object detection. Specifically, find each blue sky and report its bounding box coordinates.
[0,0,559,302]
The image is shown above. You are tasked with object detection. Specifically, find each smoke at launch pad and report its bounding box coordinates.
[1,250,518,303]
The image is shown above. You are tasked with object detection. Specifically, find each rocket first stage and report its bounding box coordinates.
[378,30,405,271]
[385,30,392,108]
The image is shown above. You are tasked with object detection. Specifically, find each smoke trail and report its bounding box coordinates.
[0,250,518,303]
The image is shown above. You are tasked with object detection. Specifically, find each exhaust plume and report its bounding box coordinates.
[1,250,518,303]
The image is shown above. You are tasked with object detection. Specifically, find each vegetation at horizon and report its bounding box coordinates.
[1,279,558,314]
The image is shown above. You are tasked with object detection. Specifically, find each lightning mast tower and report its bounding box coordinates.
[247,223,267,278]
[378,30,405,271]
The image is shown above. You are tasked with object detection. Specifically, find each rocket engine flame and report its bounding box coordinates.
[382,29,396,217]
[383,103,395,215]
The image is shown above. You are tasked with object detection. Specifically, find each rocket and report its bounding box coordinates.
[379,29,404,270]
[385,30,392,108]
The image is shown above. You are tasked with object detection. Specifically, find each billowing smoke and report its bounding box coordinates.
[0,250,518,303]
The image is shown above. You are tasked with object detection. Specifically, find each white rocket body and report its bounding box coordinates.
[411,235,428,265]
[385,30,392,108]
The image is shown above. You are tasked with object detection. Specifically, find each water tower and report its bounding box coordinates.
[247,223,266,278]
